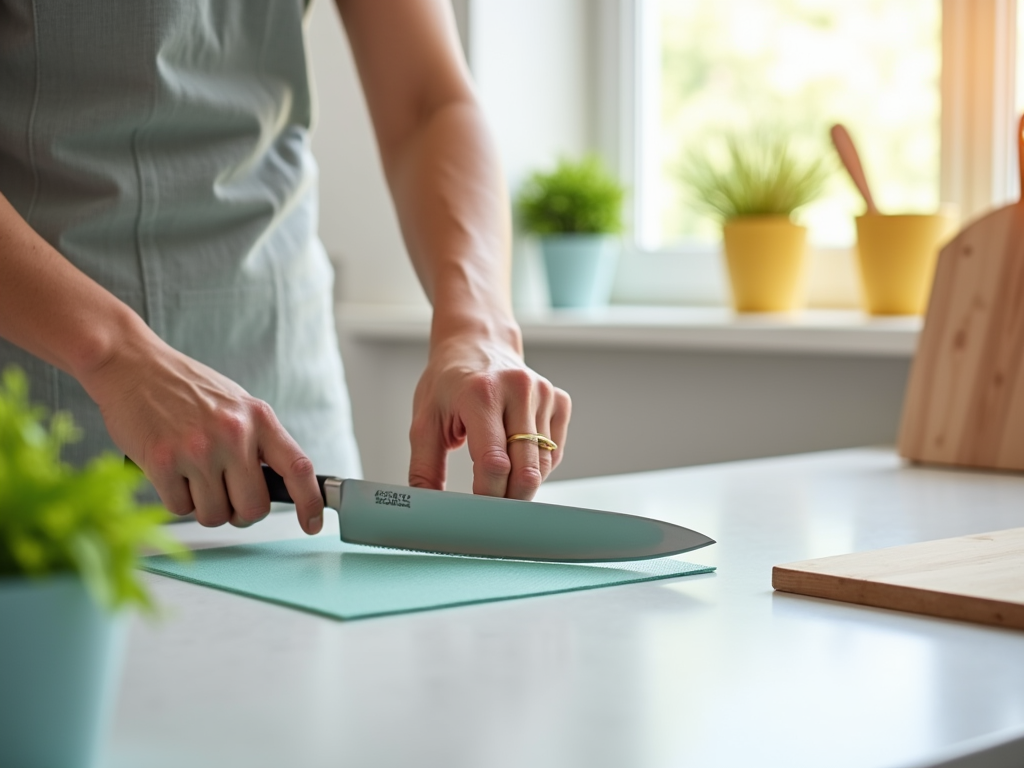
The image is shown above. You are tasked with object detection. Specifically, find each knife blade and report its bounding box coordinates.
[262,466,714,562]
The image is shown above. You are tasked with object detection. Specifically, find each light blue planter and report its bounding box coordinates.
[540,235,619,309]
[0,575,124,768]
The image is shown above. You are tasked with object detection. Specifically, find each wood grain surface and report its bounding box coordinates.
[773,527,1024,630]
[899,115,1024,471]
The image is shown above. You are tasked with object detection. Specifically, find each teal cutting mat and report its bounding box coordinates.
[143,537,714,620]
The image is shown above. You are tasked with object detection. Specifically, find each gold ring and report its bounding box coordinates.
[506,433,558,451]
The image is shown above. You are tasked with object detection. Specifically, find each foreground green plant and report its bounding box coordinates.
[681,132,830,222]
[0,367,186,610]
[516,156,626,235]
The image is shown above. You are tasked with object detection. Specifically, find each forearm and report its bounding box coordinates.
[0,191,152,383]
[336,0,570,496]
[383,101,522,354]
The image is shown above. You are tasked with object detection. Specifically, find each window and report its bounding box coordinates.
[637,0,941,251]
[601,0,1020,305]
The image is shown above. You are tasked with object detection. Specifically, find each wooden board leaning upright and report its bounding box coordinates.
[899,114,1024,471]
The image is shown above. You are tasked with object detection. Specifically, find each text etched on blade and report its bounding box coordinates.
[374,490,412,509]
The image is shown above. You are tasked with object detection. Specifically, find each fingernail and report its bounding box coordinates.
[308,515,323,534]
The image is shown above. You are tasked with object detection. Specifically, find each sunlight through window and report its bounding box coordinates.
[638,0,942,250]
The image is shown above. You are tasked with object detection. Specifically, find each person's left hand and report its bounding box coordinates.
[408,333,570,499]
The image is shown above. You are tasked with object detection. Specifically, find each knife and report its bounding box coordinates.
[262,466,714,562]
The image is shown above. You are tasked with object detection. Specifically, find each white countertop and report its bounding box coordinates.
[106,449,1024,768]
[337,303,921,357]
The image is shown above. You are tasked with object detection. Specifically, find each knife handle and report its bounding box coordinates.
[262,465,332,506]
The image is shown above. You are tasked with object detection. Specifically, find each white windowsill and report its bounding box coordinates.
[337,303,921,358]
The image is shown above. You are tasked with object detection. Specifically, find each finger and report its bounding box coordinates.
[532,381,556,482]
[548,388,571,473]
[220,448,270,528]
[153,475,195,518]
[187,470,233,527]
[504,399,543,502]
[408,415,448,490]
[535,414,554,483]
[223,455,271,527]
[463,398,512,498]
[255,402,324,535]
[144,447,196,517]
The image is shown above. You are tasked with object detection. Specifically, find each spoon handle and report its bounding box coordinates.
[830,124,879,215]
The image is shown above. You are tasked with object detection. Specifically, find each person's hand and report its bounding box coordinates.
[408,332,571,499]
[78,326,325,533]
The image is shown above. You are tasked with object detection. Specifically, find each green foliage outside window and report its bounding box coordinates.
[516,156,626,236]
[0,367,186,611]
[656,0,940,245]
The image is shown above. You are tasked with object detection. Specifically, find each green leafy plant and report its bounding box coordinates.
[516,156,626,235]
[680,132,830,222]
[0,367,186,610]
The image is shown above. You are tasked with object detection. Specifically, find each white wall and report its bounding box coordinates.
[467,0,593,190]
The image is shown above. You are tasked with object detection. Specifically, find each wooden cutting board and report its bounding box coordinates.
[772,528,1024,630]
[898,115,1024,471]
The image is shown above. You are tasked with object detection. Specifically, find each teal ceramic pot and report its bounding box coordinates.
[0,575,125,768]
[540,234,619,308]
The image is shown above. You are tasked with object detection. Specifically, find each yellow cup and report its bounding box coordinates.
[855,212,957,315]
[723,217,807,312]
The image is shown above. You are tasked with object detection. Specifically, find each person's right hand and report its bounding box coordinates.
[79,328,325,533]
[0,193,320,530]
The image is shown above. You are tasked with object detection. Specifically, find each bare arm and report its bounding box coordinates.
[0,191,138,378]
[335,0,571,497]
[0,192,324,532]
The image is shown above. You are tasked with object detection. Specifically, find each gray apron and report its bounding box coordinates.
[0,0,361,479]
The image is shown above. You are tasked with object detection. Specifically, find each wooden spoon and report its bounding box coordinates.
[830,123,879,215]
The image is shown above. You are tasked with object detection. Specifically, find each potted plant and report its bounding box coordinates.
[682,133,830,312]
[516,156,625,309]
[0,367,185,768]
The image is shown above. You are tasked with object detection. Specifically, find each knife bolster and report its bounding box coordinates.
[324,477,343,513]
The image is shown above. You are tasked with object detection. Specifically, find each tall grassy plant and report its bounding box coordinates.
[681,134,830,223]
[517,156,625,235]
[0,367,186,611]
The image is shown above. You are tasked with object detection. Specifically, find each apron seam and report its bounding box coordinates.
[23,0,42,226]
[260,4,285,409]
[131,11,162,335]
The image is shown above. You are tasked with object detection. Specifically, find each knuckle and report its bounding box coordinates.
[148,443,178,475]
[475,448,512,479]
[164,499,194,517]
[195,509,229,528]
[213,409,248,442]
[534,376,554,401]
[289,454,315,479]
[466,374,500,408]
[248,398,277,425]
[514,464,544,490]
[502,368,534,397]
[408,467,442,489]
[234,502,270,524]
[185,431,214,463]
[556,389,572,415]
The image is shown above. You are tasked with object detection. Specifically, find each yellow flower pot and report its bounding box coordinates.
[722,217,808,312]
[855,213,958,315]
